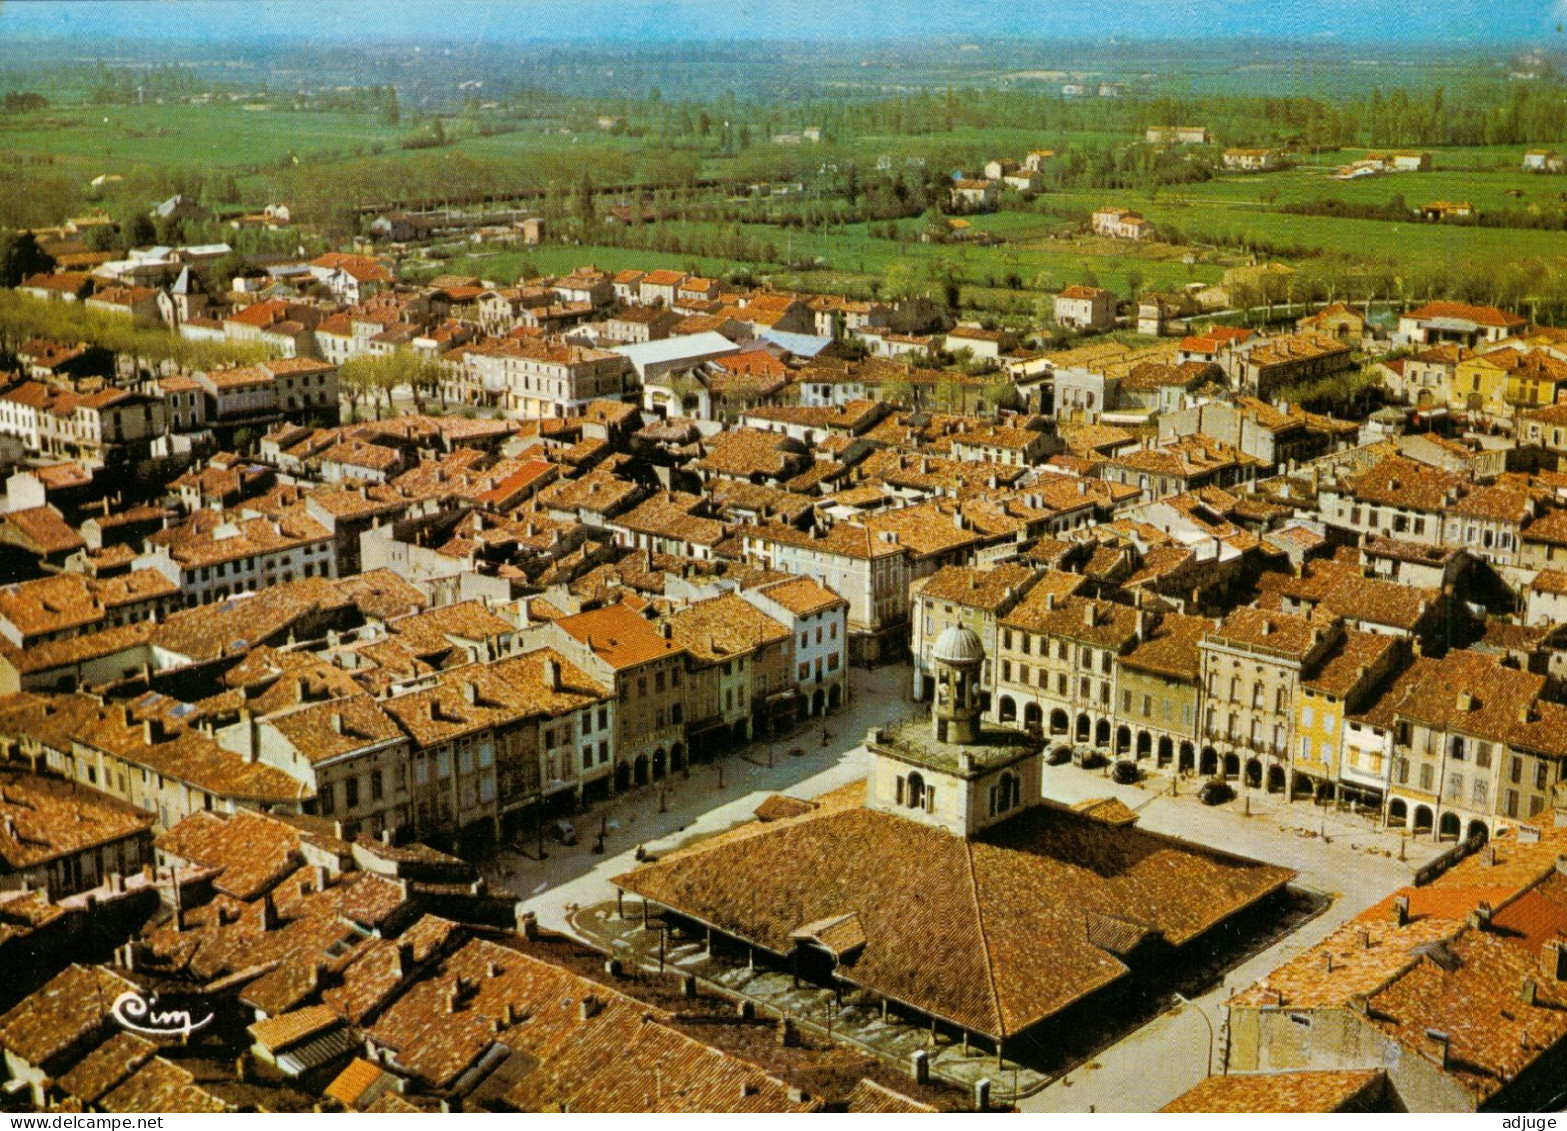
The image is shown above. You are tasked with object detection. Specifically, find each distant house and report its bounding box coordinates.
[1523,149,1565,173]
[1002,168,1044,192]
[638,269,687,308]
[1397,301,1526,347]
[1092,207,1153,240]
[1137,294,1195,337]
[1418,199,1473,221]
[367,212,433,242]
[1145,126,1211,145]
[1390,150,1432,171]
[1053,285,1117,332]
[944,325,1018,361]
[1023,149,1056,172]
[948,179,999,212]
[307,252,393,303]
[983,158,1020,181]
[1296,302,1367,343]
[150,194,210,224]
[17,272,91,304]
[1223,148,1283,172]
[84,285,160,322]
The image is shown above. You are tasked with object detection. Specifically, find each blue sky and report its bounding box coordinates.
[0,0,1555,44]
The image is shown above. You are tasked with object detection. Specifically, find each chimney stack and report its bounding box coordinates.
[517,908,539,939]
[395,941,415,979]
[1542,939,1567,982]
[579,995,602,1021]
[974,1078,991,1113]
[543,657,560,691]
[1393,895,1410,926]
[1469,902,1493,932]
[260,891,278,932]
[1522,977,1539,1008]
[1424,1028,1450,1070]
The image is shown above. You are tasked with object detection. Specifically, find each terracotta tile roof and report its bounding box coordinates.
[385,600,516,659]
[310,252,393,283]
[1404,301,1526,329]
[98,1056,230,1113]
[753,794,818,822]
[0,505,85,555]
[614,491,729,547]
[617,800,1291,1040]
[0,963,140,1068]
[323,1056,389,1108]
[1373,650,1566,754]
[0,769,152,872]
[265,694,406,766]
[1161,1070,1384,1113]
[1002,592,1141,650]
[753,576,847,618]
[1356,885,1516,928]
[248,1003,341,1054]
[1229,915,1464,1010]
[322,915,462,1026]
[55,1032,156,1106]
[694,427,808,479]
[913,563,1037,612]
[845,1078,940,1113]
[1119,612,1216,680]
[365,936,816,1110]
[1368,926,1567,1103]
[664,592,790,663]
[538,468,642,515]
[1490,871,1567,953]
[1300,629,1400,697]
[554,601,683,671]
[1207,608,1326,661]
[155,810,304,900]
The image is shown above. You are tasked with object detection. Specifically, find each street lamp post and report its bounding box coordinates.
[1173,993,1215,1078]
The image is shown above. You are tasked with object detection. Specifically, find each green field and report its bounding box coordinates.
[0,102,414,173]
[8,94,1567,313]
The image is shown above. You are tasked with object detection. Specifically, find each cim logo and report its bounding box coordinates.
[111,990,214,1039]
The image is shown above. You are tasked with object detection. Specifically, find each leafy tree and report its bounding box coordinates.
[880,377,915,408]
[0,230,52,288]
[120,212,155,250]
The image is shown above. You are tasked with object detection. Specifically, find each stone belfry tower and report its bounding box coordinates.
[931,625,984,746]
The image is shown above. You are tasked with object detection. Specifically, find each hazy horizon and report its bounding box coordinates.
[0,0,1559,47]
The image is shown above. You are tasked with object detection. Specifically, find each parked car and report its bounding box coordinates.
[1111,759,1141,784]
[1198,778,1235,806]
[549,818,578,845]
[1073,745,1105,770]
[1046,745,1072,766]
